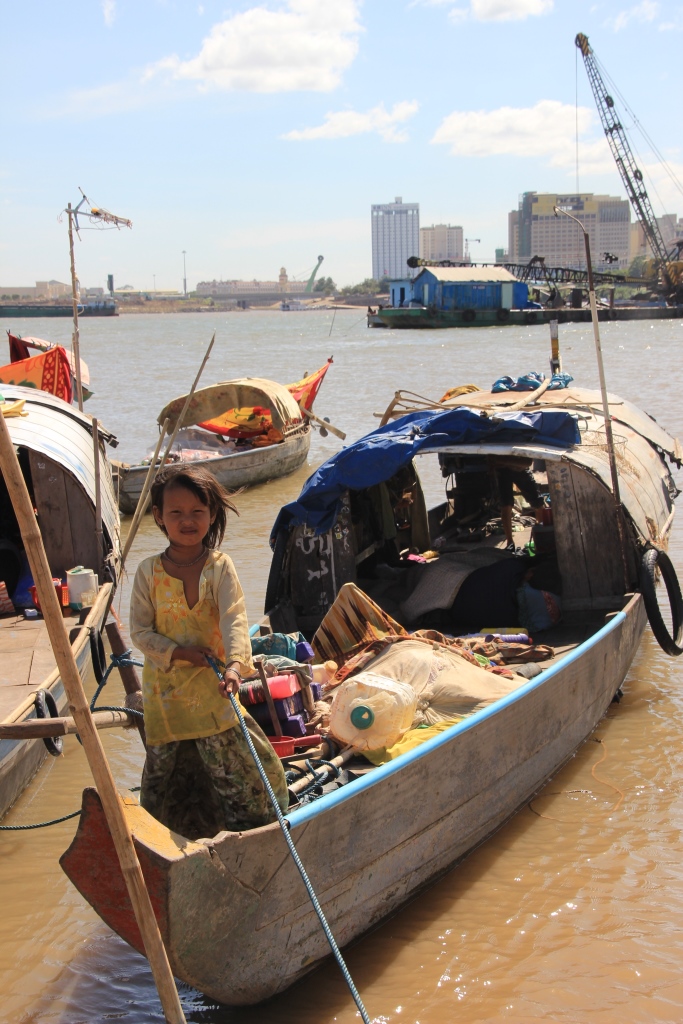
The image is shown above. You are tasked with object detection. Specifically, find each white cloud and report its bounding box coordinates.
[432,100,613,172]
[469,0,553,19]
[145,0,362,93]
[102,0,116,27]
[610,0,659,30]
[283,101,419,142]
[416,0,553,21]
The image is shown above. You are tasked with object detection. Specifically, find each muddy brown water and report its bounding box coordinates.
[1,311,682,1023]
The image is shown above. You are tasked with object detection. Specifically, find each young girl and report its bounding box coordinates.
[130,463,288,837]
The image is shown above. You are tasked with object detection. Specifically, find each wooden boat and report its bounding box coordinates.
[112,361,333,515]
[60,380,682,1006]
[0,384,120,819]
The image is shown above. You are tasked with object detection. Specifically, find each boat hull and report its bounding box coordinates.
[374,305,683,328]
[114,429,311,515]
[60,593,646,1005]
[0,584,112,820]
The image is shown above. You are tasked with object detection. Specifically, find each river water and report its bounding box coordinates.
[1,310,683,1024]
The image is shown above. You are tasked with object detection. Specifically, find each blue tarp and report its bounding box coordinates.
[270,406,580,544]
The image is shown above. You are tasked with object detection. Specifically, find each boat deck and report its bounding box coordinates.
[0,612,79,723]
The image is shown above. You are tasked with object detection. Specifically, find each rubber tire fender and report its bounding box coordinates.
[525,311,538,325]
[89,627,107,685]
[640,547,683,656]
[496,308,510,323]
[34,688,63,756]
[462,309,476,323]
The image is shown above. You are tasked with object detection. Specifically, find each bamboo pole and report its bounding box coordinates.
[0,709,133,740]
[120,331,216,575]
[120,417,170,571]
[67,204,84,412]
[554,206,630,590]
[92,417,103,578]
[0,412,186,1024]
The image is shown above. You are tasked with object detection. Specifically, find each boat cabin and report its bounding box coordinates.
[266,387,679,640]
[410,266,528,312]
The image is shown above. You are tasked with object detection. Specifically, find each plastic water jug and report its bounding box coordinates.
[328,672,417,752]
[267,673,301,699]
[66,566,98,610]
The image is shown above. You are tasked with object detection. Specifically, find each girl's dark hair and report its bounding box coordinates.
[151,464,239,548]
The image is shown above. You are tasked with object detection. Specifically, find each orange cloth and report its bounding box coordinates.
[0,346,72,403]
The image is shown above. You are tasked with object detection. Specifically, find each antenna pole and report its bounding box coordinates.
[67,204,84,411]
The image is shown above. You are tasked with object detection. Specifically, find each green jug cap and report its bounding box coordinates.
[350,705,375,730]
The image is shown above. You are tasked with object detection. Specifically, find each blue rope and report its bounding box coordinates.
[90,650,144,712]
[206,657,371,1024]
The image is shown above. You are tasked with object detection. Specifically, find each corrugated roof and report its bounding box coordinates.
[415,266,520,284]
[1,384,120,556]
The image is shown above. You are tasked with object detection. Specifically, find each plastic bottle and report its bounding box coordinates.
[328,672,418,752]
[312,661,338,685]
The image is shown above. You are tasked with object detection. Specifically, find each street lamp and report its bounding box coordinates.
[153,274,156,295]
[182,251,187,297]
[554,204,629,587]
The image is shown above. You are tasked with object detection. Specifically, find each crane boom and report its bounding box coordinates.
[575,32,680,299]
[305,255,324,293]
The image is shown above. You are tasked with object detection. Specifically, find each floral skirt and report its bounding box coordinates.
[140,712,288,840]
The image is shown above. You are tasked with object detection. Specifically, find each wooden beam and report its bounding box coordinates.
[0,410,186,1024]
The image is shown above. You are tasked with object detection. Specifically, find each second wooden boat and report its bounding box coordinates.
[113,361,333,514]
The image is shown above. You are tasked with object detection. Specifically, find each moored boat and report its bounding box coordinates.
[0,384,120,819]
[112,360,333,515]
[60,372,682,1006]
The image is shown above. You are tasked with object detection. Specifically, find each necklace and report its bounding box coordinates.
[164,545,207,568]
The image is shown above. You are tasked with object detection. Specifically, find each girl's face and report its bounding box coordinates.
[153,483,214,548]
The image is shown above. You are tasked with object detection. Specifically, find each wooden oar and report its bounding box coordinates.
[302,408,346,440]
[0,413,187,1024]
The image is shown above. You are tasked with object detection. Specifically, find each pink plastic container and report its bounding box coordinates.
[268,673,301,699]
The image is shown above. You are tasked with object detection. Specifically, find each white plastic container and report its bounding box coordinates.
[66,566,98,610]
[328,672,418,752]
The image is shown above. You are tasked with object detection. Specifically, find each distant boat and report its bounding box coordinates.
[112,359,334,514]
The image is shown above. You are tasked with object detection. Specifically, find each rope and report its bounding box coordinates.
[71,649,145,747]
[0,787,142,831]
[206,657,371,1024]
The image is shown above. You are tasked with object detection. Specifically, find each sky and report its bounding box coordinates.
[2,0,682,291]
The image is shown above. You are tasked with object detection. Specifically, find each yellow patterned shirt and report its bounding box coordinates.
[130,550,254,746]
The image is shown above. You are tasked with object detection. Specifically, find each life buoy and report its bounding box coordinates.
[525,311,538,325]
[462,309,476,323]
[34,689,63,756]
[89,628,107,685]
[640,548,683,656]
[496,308,510,323]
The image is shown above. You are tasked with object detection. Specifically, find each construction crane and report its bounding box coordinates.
[305,255,324,292]
[576,32,683,303]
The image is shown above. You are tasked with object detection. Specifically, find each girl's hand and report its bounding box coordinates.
[171,645,216,667]
[218,665,241,699]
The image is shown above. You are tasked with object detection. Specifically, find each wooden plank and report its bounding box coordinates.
[63,471,100,575]
[28,451,75,578]
[546,462,592,601]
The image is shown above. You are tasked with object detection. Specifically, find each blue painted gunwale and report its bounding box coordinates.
[286,609,627,829]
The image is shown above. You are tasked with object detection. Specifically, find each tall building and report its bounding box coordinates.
[510,192,631,268]
[371,197,419,280]
[419,224,464,262]
[630,213,683,261]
